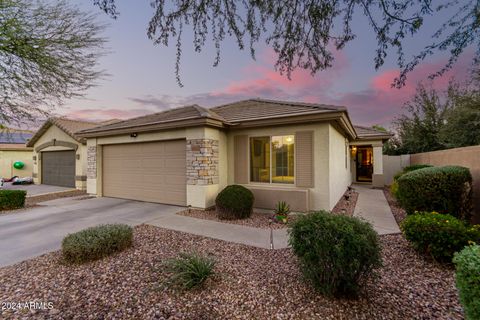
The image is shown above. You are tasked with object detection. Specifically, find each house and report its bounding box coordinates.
[77,99,392,211]
[0,128,34,179]
[26,118,118,189]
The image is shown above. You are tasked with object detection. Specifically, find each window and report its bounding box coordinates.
[250,135,294,184]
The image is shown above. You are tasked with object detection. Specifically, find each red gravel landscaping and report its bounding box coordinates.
[0,225,462,319]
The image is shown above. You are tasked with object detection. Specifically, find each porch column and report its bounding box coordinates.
[372,145,384,187]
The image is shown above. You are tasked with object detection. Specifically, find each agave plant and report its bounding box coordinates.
[274,201,290,223]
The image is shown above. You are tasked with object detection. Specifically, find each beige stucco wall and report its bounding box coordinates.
[329,125,352,209]
[32,125,87,190]
[226,122,332,211]
[0,149,33,178]
[88,126,227,208]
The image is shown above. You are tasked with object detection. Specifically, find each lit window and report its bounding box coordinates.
[250,135,294,184]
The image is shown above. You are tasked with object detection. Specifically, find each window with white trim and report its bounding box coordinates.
[250,135,295,184]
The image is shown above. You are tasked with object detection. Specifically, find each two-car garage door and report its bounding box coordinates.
[102,140,186,206]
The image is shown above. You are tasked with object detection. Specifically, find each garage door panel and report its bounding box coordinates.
[102,140,186,206]
[42,151,75,188]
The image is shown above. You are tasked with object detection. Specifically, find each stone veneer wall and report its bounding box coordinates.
[87,146,97,179]
[186,139,219,185]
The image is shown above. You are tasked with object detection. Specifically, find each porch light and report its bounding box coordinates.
[351,146,357,156]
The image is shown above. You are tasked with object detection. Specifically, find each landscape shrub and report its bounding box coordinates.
[62,224,133,264]
[390,181,399,199]
[396,166,473,220]
[215,185,254,220]
[453,244,480,320]
[393,164,433,182]
[164,252,216,290]
[288,211,382,297]
[401,212,480,262]
[0,190,26,210]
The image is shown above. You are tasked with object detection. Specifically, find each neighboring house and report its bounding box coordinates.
[26,118,116,190]
[0,129,34,179]
[78,99,392,211]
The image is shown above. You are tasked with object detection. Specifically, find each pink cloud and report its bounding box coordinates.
[63,108,153,122]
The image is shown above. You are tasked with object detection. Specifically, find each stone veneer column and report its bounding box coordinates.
[186,139,219,185]
[87,146,97,179]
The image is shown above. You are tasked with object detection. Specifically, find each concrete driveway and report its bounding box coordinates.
[2,182,74,196]
[0,197,183,267]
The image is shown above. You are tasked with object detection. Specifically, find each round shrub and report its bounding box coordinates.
[288,211,382,297]
[62,224,133,264]
[397,166,473,220]
[401,212,480,262]
[215,185,254,220]
[393,164,433,182]
[453,245,480,320]
[0,190,26,210]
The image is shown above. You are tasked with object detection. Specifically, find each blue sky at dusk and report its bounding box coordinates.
[62,1,474,128]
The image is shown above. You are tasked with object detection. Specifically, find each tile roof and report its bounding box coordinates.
[211,98,345,123]
[27,118,109,147]
[79,105,227,133]
[354,125,393,139]
[79,99,346,136]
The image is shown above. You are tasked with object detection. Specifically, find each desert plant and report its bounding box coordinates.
[164,252,216,290]
[215,185,254,220]
[0,190,26,210]
[396,166,473,220]
[62,224,133,264]
[274,201,290,223]
[401,212,480,262]
[289,211,382,297]
[453,244,480,320]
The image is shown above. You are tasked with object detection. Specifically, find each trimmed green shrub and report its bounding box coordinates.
[0,190,26,210]
[215,185,254,220]
[62,224,133,264]
[401,212,480,262]
[288,211,382,297]
[164,252,216,290]
[397,166,473,220]
[390,181,399,199]
[453,245,480,320]
[393,164,433,182]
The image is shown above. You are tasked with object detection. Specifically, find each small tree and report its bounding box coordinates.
[0,0,106,125]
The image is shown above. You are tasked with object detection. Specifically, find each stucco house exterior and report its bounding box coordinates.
[0,129,33,179]
[78,99,392,211]
[26,118,117,190]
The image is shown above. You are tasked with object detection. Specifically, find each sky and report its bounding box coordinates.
[62,1,475,128]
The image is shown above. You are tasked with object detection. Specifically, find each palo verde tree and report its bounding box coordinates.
[95,0,480,86]
[0,0,106,126]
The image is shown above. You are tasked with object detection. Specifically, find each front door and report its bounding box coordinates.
[356,146,373,182]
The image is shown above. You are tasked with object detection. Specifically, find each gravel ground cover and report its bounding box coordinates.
[331,188,359,216]
[179,188,359,229]
[383,188,407,224]
[0,225,462,319]
[177,208,288,229]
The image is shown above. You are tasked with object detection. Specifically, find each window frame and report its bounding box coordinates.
[248,134,296,186]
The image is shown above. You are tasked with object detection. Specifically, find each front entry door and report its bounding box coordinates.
[356,146,373,182]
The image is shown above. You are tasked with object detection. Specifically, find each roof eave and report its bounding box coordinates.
[77,117,226,138]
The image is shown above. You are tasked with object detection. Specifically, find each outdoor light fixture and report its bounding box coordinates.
[130,133,138,138]
[351,146,357,156]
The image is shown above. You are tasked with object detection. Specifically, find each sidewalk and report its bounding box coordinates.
[146,213,289,249]
[353,184,401,235]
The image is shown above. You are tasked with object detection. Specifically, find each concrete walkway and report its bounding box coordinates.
[353,184,401,235]
[2,183,75,196]
[147,214,288,250]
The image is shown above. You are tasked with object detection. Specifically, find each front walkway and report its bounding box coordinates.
[353,184,401,235]
[147,214,288,250]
